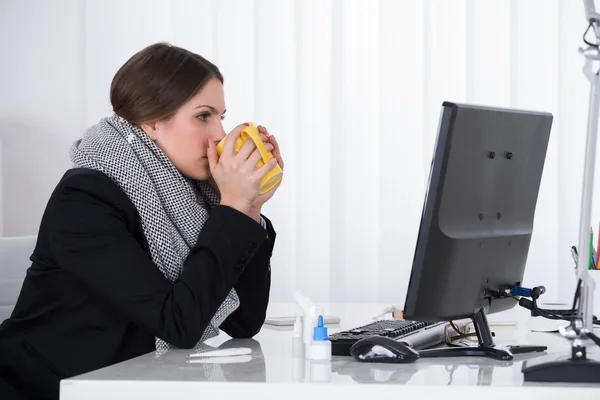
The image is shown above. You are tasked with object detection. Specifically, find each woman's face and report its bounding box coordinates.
[141,77,227,180]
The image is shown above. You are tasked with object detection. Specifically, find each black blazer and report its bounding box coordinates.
[0,168,275,400]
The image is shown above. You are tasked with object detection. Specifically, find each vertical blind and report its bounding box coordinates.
[1,0,594,305]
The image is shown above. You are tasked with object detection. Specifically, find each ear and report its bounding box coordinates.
[140,121,158,141]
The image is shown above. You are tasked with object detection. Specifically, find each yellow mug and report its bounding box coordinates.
[216,122,283,194]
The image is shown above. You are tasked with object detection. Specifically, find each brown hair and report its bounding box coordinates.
[110,42,223,125]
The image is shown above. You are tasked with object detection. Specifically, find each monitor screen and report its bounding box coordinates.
[402,102,553,323]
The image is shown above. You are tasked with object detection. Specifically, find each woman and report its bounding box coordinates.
[0,42,282,400]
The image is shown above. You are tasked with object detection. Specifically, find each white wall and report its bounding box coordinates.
[0,136,3,236]
[0,0,87,237]
[0,0,596,306]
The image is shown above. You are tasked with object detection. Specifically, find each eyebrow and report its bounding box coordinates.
[193,105,226,114]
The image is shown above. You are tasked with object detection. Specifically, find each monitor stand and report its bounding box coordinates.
[520,344,600,383]
[416,309,547,361]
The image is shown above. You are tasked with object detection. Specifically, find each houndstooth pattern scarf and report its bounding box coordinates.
[69,114,240,353]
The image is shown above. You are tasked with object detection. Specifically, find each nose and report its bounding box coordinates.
[211,121,227,145]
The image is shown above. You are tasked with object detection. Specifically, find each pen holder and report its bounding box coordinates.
[591,270,600,317]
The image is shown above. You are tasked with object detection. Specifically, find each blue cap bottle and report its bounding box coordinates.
[313,315,328,340]
[309,315,331,360]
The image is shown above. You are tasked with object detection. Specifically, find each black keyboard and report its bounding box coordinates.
[329,319,437,356]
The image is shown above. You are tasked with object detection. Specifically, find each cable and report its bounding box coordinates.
[496,282,599,349]
[589,332,600,348]
[449,321,462,334]
[445,321,477,345]
[517,282,600,327]
[584,21,600,48]
[572,279,582,311]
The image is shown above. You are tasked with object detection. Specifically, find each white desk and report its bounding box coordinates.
[60,303,600,400]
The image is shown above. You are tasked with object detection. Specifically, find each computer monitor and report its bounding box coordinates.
[402,101,553,360]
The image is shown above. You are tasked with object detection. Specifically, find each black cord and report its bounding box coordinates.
[531,296,595,323]
[588,332,600,348]
[572,279,582,311]
[518,281,599,327]
[584,22,600,48]
[531,298,563,320]
[529,285,569,321]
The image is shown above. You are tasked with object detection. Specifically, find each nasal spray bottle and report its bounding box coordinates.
[293,290,332,382]
[309,315,332,360]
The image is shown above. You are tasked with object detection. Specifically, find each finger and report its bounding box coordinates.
[269,135,280,153]
[244,148,263,171]
[264,142,275,152]
[236,136,257,160]
[257,125,270,138]
[259,133,268,143]
[207,140,218,172]
[239,139,272,161]
[222,123,248,156]
[268,135,283,170]
[242,144,274,172]
[273,150,284,171]
[253,157,279,179]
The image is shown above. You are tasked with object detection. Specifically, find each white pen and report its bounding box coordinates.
[187,347,252,358]
[186,355,252,364]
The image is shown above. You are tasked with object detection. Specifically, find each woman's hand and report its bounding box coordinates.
[250,125,284,211]
[207,123,278,221]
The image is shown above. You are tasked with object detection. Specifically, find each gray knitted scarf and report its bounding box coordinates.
[69,114,239,352]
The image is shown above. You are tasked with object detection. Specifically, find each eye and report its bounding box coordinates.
[196,113,211,122]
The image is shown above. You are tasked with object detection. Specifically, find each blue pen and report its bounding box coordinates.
[571,246,578,267]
